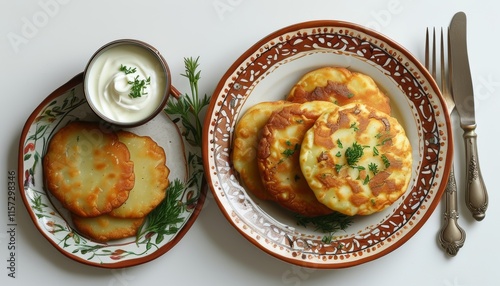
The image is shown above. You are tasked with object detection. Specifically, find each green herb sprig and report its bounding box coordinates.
[283,141,300,158]
[119,64,151,98]
[119,64,137,75]
[368,162,379,175]
[381,154,391,168]
[135,57,208,245]
[345,142,364,167]
[295,212,353,244]
[128,75,151,98]
[136,179,185,244]
[165,57,210,146]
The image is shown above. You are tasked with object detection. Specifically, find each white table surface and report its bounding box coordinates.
[1,0,499,285]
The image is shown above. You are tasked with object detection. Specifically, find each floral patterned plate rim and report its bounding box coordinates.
[203,20,452,268]
[18,73,207,268]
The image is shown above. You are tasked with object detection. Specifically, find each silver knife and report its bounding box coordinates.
[449,11,488,221]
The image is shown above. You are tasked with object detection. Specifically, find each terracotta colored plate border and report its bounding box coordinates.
[18,73,207,268]
[202,20,452,268]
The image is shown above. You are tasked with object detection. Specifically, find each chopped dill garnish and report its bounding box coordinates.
[283,143,299,158]
[128,75,151,98]
[350,122,359,131]
[119,64,151,98]
[381,154,391,168]
[335,164,343,173]
[345,142,364,167]
[336,139,343,148]
[378,137,392,146]
[282,150,294,157]
[368,162,379,175]
[363,175,370,185]
[119,64,137,75]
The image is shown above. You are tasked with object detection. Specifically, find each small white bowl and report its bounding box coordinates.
[83,39,171,127]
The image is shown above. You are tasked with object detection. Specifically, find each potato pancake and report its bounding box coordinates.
[257,101,338,217]
[72,213,144,242]
[287,66,391,114]
[43,121,135,217]
[300,103,412,216]
[232,101,292,200]
[109,131,170,218]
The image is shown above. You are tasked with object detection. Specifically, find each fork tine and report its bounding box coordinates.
[425,27,437,79]
[425,28,429,69]
[431,27,436,79]
[440,28,447,96]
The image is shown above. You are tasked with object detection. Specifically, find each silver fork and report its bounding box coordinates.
[425,27,466,256]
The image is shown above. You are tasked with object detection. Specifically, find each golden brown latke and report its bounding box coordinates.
[257,101,338,217]
[300,103,412,216]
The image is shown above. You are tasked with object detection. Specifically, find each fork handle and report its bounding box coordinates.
[463,126,488,221]
[439,165,466,256]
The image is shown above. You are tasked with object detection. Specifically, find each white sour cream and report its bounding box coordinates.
[85,43,168,124]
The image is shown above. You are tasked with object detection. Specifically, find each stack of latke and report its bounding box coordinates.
[43,121,170,242]
[232,67,412,217]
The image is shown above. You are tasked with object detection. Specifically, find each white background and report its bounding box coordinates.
[1,0,499,285]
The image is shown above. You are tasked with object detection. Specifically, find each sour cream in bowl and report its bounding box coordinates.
[83,39,171,126]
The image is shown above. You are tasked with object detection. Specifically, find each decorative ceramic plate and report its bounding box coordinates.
[18,73,206,268]
[203,20,452,268]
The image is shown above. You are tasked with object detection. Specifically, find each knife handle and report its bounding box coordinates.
[463,126,488,221]
[439,165,466,256]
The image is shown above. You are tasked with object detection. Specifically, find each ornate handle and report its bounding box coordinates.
[463,127,488,221]
[439,166,466,256]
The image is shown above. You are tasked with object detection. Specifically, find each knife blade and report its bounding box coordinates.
[449,11,488,221]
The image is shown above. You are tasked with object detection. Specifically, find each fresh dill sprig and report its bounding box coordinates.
[295,212,352,235]
[136,179,186,244]
[136,57,208,244]
[165,57,210,147]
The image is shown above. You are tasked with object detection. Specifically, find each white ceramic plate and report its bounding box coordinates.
[203,20,452,268]
[18,73,206,268]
